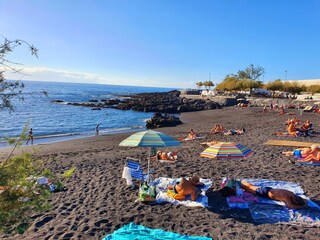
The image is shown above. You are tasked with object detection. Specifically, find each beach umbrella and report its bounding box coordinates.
[200,142,252,159]
[119,130,181,181]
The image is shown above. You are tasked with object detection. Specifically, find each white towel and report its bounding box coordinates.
[122,166,132,186]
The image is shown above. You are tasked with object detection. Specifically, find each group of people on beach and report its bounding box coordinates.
[273,117,313,137]
[171,108,319,209]
[169,174,311,210]
[262,103,286,114]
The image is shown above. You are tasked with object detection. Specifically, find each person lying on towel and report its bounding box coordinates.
[155,151,177,161]
[200,140,221,146]
[296,144,320,163]
[220,179,308,209]
[211,124,225,134]
[168,176,204,201]
[282,147,312,158]
[224,127,246,135]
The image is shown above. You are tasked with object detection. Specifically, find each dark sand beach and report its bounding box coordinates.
[1,107,319,240]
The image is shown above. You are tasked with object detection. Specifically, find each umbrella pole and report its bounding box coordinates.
[147,150,150,183]
[147,147,156,183]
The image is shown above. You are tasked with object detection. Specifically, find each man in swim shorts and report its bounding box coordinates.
[220,179,308,209]
[173,176,203,201]
[282,147,312,159]
[297,144,320,163]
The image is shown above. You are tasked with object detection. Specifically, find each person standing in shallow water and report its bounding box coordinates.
[26,128,33,145]
[96,124,100,135]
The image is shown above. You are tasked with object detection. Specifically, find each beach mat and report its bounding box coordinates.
[263,140,318,147]
[103,222,212,240]
[150,177,212,207]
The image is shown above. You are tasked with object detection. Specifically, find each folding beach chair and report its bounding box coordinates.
[125,157,150,182]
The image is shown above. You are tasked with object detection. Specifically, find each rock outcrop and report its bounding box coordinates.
[146,113,182,129]
[51,90,221,113]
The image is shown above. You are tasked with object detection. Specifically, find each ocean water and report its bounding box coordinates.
[0,81,175,146]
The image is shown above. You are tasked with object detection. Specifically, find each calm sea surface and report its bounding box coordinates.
[0,81,175,147]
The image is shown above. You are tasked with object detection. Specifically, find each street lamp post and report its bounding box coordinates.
[285,70,287,81]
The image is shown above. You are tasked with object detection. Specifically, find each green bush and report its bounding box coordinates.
[0,152,75,234]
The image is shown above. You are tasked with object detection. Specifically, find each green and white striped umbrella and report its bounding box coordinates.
[119,130,181,148]
[120,130,181,182]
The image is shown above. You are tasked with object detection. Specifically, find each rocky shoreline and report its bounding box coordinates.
[51,90,221,114]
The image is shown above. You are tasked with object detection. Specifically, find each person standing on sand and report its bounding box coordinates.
[96,124,100,135]
[26,128,33,145]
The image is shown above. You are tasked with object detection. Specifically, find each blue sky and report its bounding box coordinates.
[1,0,319,88]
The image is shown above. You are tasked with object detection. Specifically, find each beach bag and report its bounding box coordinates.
[139,182,157,202]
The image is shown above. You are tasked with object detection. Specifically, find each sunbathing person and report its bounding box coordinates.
[200,140,221,146]
[169,176,204,201]
[187,129,197,140]
[211,124,225,134]
[296,144,320,163]
[287,121,298,137]
[155,151,177,161]
[220,179,308,209]
[298,120,312,135]
[279,105,286,115]
[224,127,246,135]
[286,117,300,126]
[282,147,312,158]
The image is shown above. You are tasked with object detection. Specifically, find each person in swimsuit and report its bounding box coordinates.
[220,179,308,209]
[172,176,204,201]
[211,124,225,134]
[297,144,320,163]
[26,128,34,145]
[282,147,312,158]
[298,120,311,135]
[287,122,298,137]
[155,151,177,161]
[224,127,246,135]
[187,129,197,140]
[96,124,100,135]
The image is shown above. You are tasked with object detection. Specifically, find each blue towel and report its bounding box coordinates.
[296,161,320,166]
[103,222,212,240]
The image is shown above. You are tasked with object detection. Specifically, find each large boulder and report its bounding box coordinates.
[146,113,182,129]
